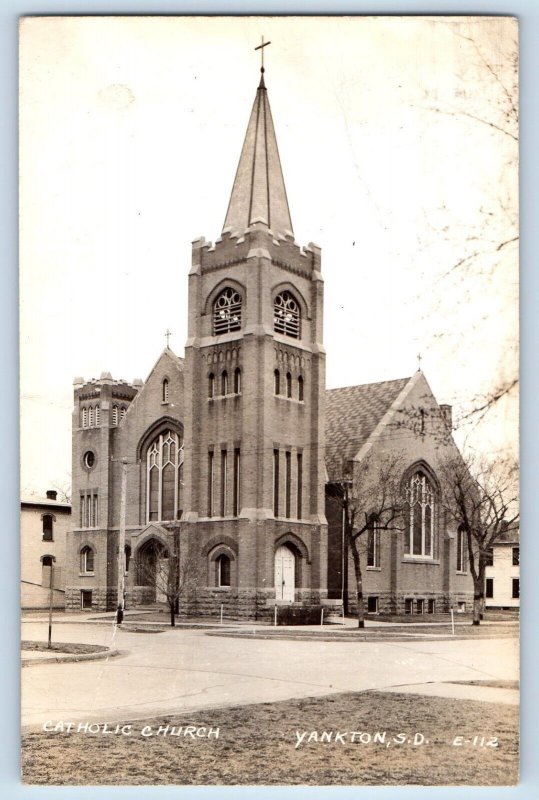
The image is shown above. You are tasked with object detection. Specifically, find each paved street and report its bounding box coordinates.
[22,619,518,728]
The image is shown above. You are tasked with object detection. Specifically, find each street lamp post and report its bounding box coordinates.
[116,458,128,624]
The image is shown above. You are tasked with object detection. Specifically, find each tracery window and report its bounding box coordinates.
[274,291,300,339]
[404,471,436,558]
[146,429,184,522]
[213,287,242,335]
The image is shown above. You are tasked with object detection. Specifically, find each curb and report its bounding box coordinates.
[21,648,125,667]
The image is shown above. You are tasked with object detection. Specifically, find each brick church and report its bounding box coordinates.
[65,67,473,617]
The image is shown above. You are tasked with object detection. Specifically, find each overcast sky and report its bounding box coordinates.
[19,15,518,495]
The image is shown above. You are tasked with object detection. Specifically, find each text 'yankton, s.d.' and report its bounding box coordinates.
[295,730,429,748]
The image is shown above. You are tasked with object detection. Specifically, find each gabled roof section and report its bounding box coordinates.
[325,377,412,481]
[222,74,294,240]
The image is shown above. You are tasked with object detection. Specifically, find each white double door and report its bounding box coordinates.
[274,545,295,602]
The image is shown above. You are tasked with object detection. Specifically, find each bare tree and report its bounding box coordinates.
[416,23,518,425]
[327,454,405,628]
[134,526,198,626]
[51,477,72,504]
[440,454,519,625]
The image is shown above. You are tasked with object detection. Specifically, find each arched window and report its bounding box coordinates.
[120,406,127,422]
[298,375,304,402]
[146,429,184,522]
[162,379,169,403]
[80,546,94,573]
[95,405,100,426]
[208,373,215,398]
[405,471,436,558]
[286,372,292,398]
[82,407,88,428]
[234,367,241,394]
[274,369,280,395]
[221,370,228,395]
[88,406,94,427]
[41,555,54,587]
[274,291,300,339]
[42,514,53,542]
[213,287,242,335]
[112,405,118,426]
[216,554,231,587]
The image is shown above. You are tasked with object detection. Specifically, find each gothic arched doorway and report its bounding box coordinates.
[274,545,295,602]
[136,537,169,604]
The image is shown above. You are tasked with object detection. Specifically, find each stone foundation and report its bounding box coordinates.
[65,586,117,612]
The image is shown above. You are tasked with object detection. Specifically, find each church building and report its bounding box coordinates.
[65,65,473,618]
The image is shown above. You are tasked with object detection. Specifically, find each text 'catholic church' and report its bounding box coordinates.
[66,64,473,618]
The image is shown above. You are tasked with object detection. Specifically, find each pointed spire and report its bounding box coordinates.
[222,72,294,240]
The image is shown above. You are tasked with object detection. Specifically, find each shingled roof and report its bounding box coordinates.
[325,377,411,481]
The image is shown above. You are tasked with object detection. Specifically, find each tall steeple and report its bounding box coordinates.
[222,71,294,241]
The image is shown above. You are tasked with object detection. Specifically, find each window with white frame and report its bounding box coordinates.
[213,287,242,335]
[405,471,436,558]
[147,429,184,522]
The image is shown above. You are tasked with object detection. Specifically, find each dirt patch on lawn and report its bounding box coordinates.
[22,690,518,786]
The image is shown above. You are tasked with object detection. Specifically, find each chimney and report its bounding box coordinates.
[46,490,57,501]
[440,404,452,430]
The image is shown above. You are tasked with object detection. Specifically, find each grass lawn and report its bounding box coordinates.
[22,690,518,786]
[21,641,108,655]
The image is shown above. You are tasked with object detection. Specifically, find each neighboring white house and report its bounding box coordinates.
[485,530,520,609]
[21,490,71,609]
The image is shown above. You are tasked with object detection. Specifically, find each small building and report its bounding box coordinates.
[485,530,520,609]
[21,490,70,609]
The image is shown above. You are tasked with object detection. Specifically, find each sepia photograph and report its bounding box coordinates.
[19,15,519,786]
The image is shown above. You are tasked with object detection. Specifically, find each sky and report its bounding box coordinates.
[19,15,518,495]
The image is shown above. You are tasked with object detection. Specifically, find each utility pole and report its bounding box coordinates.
[47,556,56,648]
[116,458,128,624]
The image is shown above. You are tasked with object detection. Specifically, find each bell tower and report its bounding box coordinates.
[182,62,327,618]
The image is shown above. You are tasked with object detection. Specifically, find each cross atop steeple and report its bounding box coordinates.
[165,328,172,348]
[417,352,422,372]
[254,35,271,74]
